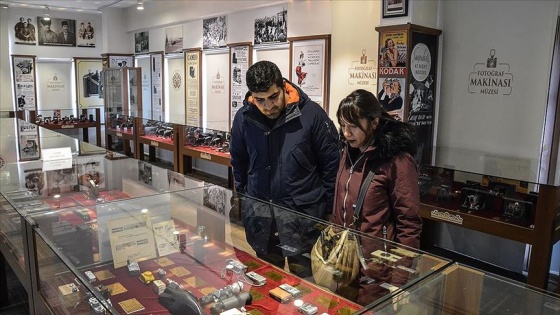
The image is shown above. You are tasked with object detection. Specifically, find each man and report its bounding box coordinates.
[57,20,75,45]
[230,61,340,276]
[14,17,25,41]
[26,18,35,42]
[85,22,94,39]
[41,19,58,44]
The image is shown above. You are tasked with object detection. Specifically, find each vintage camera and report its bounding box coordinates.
[53,116,59,124]
[199,281,243,306]
[299,302,319,315]
[89,114,95,122]
[461,187,493,211]
[35,115,43,124]
[80,114,87,122]
[502,197,531,220]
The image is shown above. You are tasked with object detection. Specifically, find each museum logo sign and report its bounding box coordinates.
[468,49,513,95]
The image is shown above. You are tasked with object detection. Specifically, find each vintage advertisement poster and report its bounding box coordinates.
[13,56,36,111]
[75,59,103,108]
[18,121,40,161]
[13,16,36,45]
[378,30,407,72]
[151,53,163,121]
[108,55,133,68]
[378,77,406,120]
[108,215,157,268]
[230,46,249,125]
[291,40,324,98]
[152,220,179,256]
[408,32,438,164]
[23,168,45,196]
[203,16,227,49]
[185,51,201,126]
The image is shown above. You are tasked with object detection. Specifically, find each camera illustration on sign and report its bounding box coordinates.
[469,49,513,95]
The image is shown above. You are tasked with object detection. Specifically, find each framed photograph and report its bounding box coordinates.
[203,16,227,49]
[184,49,202,126]
[74,58,103,108]
[382,0,409,18]
[229,42,252,128]
[12,55,37,111]
[289,35,331,112]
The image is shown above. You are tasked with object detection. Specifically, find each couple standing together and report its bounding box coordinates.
[231,60,421,304]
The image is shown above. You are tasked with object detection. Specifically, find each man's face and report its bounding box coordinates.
[62,25,68,32]
[251,83,286,119]
[391,81,400,94]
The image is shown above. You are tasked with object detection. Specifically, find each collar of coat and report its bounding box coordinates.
[345,119,417,163]
[245,80,303,124]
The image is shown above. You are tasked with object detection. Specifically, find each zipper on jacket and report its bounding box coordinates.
[342,152,366,227]
[383,225,387,253]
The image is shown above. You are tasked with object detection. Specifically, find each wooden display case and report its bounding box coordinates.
[31,108,102,146]
[136,118,180,172]
[178,125,233,188]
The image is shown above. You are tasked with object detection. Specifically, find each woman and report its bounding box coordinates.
[331,89,421,305]
[381,38,404,67]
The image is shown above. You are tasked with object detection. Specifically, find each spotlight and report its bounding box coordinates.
[137,0,144,10]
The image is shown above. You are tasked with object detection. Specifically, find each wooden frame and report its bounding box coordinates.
[101,53,134,69]
[11,54,37,112]
[288,35,331,112]
[382,0,409,18]
[184,48,203,127]
[228,42,252,129]
[74,57,103,109]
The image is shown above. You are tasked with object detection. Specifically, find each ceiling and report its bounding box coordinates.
[0,0,142,13]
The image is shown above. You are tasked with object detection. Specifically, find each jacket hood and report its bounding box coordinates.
[243,79,307,111]
[367,119,417,163]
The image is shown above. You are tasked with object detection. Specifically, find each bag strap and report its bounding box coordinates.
[352,170,376,225]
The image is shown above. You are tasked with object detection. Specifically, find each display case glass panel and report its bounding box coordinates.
[27,188,451,315]
[103,67,142,118]
[369,263,560,315]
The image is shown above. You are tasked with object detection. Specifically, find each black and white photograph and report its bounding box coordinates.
[165,25,183,53]
[232,65,242,85]
[77,157,105,190]
[203,185,228,215]
[46,167,78,196]
[135,31,149,53]
[410,76,435,114]
[77,20,95,47]
[138,160,152,185]
[37,17,76,47]
[382,0,409,18]
[202,16,227,49]
[254,6,287,44]
[14,16,36,45]
[23,169,45,196]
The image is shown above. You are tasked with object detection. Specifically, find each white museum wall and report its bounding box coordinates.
[101,7,130,54]
[165,56,186,124]
[1,7,11,112]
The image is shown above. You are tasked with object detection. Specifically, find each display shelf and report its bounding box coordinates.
[106,113,137,158]
[416,163,560,291]
[103,67,142,118]
[369,263,560,315]
[136,118,179,172]
[30,108,102,146]
[178,125,233,188]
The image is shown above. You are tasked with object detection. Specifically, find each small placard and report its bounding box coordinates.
[107,282,128,296]
[200,152,212,160]
[61,124,75,129]
[151,140,159,147]
[169,266,191,277]
[42,147,72,171]
[117,132,123,137]
[118,298,145,314]
[94,270,115,281]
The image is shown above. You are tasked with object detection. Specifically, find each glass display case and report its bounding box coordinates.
[106,113,137,158]
[24,187,450,315]
[136,118,179,171]
[369,263,560,315]
[416,161,560,291]
[178,124,232,188]
[103,67,142,118]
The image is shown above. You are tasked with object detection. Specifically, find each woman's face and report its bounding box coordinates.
[340,117,369,151]
[387,39,395,49]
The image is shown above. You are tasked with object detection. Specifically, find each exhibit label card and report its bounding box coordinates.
[152,220,179,256]
[108,215,157,268]
[42,147,72,171]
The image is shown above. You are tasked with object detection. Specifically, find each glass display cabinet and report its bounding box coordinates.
[416,162,560,291]
[23,188,450,315]
[178,124,232,188]
[103,67,142,118]
[369,263,560,315]
[105,113,137,158]
[136,118,179,172]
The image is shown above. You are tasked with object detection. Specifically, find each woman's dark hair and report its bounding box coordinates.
[336,89,394,144]
[246,60,283,93]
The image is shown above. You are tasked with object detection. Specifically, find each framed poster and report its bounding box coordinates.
[37,17,76,47]
[135,31,149,53]
[17,120,40,161]
[74,58,103,108]
[289,35,331,112]
[254,5,287,45]
[229,42,252,128]
[101,54,134,69]
[184,49,202,126]
[12,55,37,111]
[165,25,183,53]
[382,0,409,18]
[151,52,164,121]
[76,20,95,47]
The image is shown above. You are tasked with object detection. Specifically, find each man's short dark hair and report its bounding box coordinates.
[246,60,283,93]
